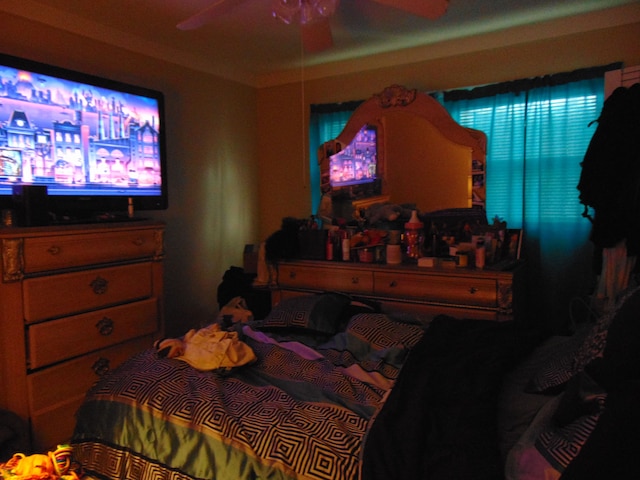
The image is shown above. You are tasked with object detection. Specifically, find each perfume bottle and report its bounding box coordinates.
[404,210,424,260]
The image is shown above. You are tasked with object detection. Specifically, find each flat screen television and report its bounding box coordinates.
[0,53,168,223]
[329,124,378,188]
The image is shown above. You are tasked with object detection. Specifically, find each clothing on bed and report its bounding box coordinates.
[362,316,544,480]
[155,323,257,372]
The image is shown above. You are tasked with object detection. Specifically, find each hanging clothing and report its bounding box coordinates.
[578,83,640,258]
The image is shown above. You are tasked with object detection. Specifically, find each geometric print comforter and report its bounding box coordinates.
[72,313,425,480]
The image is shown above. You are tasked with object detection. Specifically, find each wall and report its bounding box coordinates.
[2,12,639,335]
[1,14,259,337]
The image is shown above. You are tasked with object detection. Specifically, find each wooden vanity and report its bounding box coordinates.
[272,259,525,322]
[273,85,525,323]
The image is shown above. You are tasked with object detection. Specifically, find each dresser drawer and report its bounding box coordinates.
[28,298,159,369]
[374,271,497,308]
[23,228,159,273]
[23,262,153,323]
[28,335,154,449]
[278,263,373,295]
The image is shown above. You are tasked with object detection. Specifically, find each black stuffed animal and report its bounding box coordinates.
[265,217,303,263]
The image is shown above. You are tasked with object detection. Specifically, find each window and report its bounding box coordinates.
[444,80,603,230]
[444,75,605,327]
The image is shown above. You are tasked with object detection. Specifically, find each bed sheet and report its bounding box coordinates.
[72,313,425,480]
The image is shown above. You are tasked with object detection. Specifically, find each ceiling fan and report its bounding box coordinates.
[177,0,450,53]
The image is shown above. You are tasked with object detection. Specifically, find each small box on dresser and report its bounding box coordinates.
[0,220,165,450]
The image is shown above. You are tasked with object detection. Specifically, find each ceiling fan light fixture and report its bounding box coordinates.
[312,0,340,19]
[272,0,339,25]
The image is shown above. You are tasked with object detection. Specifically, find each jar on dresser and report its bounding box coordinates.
[0,220,165,450]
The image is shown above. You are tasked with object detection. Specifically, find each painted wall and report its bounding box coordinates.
[1,13,259,337]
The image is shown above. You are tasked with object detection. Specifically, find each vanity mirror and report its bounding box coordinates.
[318,85,487,216]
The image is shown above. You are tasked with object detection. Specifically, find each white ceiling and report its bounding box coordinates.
[2,0,639,87]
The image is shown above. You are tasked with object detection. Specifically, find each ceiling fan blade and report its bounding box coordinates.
[372,0,449,20]
[301,17,334,53]
[177,0,250,30]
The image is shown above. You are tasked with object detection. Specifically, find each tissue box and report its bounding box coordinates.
[418,257,438,267]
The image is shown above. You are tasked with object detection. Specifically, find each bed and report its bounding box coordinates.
[70,284,639,479]
[71,83,638,478]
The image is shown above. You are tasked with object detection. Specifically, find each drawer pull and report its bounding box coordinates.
[389,280,398,288]
[133,237,145,246]
[90,276,109,294]
[469,287,478,294]
[92,357,110,376]
[351,276,359,284]
[96,317,114,336]
[47,245,61,256]
[289,271,297,279]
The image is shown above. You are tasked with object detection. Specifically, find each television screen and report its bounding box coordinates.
[329,125,377,188]
[0,53,167,220]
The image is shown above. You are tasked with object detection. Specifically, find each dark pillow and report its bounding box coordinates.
[259,292,351,335]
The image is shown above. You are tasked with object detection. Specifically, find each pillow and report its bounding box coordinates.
[524,327,590,394]
[526,285,639,394]
[572,284,640,373]
[318,312,425,382]
[342,312,425,354]
[259,292,351,335]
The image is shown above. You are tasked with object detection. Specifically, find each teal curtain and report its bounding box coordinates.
[444,77,604,329]
[309,108,358,214]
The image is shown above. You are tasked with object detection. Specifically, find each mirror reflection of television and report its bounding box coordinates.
[329,125,378,188]
[0,53,168,223]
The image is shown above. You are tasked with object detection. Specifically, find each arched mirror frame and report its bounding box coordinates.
[318,85,487,213]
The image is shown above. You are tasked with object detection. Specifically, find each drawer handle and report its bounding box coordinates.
[90,276,109,294]
[133,237,144,246]
[289,271,297,279]
[389,280,398,288]
[96,317,114,336]
[92,357,110,376]
[47,245,61,256]
[469,287,478,294]
[351,276,359,284]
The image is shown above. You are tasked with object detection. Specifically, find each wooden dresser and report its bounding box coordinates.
[272,259,525,322]
[0,220,165,450]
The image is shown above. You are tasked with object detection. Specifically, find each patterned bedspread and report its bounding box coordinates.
[72,313,425,480]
